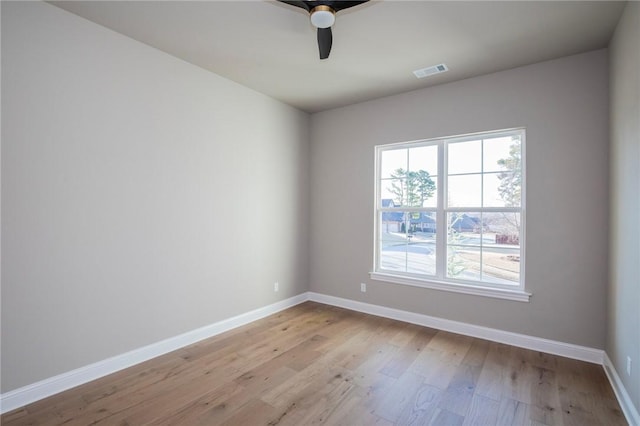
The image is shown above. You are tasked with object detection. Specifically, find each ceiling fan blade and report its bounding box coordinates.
[278,0,368,60]
[331,1,369,12]
[277,0,311,12]
[317,27,332,59]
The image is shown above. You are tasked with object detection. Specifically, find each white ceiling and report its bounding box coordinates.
[50,0,626,113]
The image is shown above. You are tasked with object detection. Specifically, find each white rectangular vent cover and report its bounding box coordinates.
[413,63,448,79]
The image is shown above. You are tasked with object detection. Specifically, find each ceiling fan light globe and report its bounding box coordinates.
[310,8,335,28]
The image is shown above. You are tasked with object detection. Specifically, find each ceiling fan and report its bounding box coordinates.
[277,1,370,60]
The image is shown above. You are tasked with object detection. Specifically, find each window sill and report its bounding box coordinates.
[369,272,531,302]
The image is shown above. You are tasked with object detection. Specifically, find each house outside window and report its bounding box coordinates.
[371,128,528,301]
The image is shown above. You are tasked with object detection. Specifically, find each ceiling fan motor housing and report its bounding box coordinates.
[310,5,336,28]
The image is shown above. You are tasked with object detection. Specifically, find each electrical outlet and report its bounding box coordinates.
[360,283,366,293]
[627,356,632,376]
[274,282,279,292]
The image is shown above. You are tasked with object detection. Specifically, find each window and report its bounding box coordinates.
[372,129,528,301]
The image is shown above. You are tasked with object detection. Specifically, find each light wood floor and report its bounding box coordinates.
[2,302,626,426]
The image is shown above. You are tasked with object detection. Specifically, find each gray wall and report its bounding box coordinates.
[608,1,640,414]
[310,49,610,349]
[1,1,309,393]
[1,0,630,404]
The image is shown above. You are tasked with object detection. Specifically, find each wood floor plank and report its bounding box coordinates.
[461,338,490,368]
[429,407,465,426]
[529,365,562,426]
[503,346,539,404]
[65,355,244,425]
[177,303,320,362]
[497,398,531,426]
[1,302,626,426]
[351,343,399,389]
[259,360,336,408]
[379,327,436,379]
[0,408,28,424]
[438,363,482,416]
[21,351,187,422]
[310,312,371,354]
[277,371,356,425]
[373,371,426,422]
[394,383,442,425]
[386,322,423,348]
[426,331,475,364]
[150,380,247,425]
[97,373,249,425]
[234,335,327,392]
[408,331,474,390]
[324,394,394,426]
[463,394,501,426]
[556,357,626,426]
[352,370,398,412]
[218,398,277,426]
[409,347,459,389]
[475,341,513,401]
[315,326,389,369]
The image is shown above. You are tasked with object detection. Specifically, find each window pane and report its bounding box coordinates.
[448,174,481,207]
[408,145,438,176]
[423,178,438,208]
[379,211,408,272]
[407,242,436,276]
[483,172,521,207]
[481,247,520,285]
[380,212,407,241]
[483,136,520,173]
[406,212,437,276]
[447,245,481,281]
[379,212,437,275]
[407,145,438,207]
[380,242,407,272]
[381,178,406,207]
[482,173,501,207]
[447,212,482,246]
[448,139,481,174]
[482,213,521,247]
[487,135,522,175]
[382,174,437,208]
[381,149,407,179]
[409,171,437,207]
[407,211,437,235]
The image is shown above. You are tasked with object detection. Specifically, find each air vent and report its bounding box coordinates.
[413,63,448,79]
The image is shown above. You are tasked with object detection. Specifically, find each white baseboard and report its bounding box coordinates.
[309,292,640,425]
[604,353,640,426]
[0,293,308,415]
[308,292,604,364]
[4,290,636,426]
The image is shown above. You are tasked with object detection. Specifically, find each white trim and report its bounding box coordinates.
[604,353,640,426]
[374,128,527,296]
[308,292,601,363]
[312,294,636,425]
[0,293,308,414]
[370,272,531,302]
[4,291,635,424]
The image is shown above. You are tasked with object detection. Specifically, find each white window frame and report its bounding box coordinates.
[370,128,530,302]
